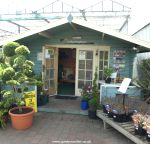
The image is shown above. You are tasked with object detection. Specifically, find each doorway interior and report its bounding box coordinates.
[58,48,76,95]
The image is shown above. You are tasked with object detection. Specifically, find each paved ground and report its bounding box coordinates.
[0,112,134,144]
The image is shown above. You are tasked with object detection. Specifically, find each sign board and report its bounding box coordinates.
[25,90,37,112]
[118,78,131,94]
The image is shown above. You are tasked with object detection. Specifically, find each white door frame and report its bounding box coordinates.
[45,44,110,96]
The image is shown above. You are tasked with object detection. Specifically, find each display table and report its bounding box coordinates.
[99,83,141,103]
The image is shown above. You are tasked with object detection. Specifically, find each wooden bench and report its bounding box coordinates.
[96,110,149,144]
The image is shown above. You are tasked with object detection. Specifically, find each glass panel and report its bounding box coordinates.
[104,61,108,67]
[50,69,54,79]
[78,70,85,79]
[99,51,104,59]
[86,71,92,80]
[50,59,54,68]
[79,60,85,69]
[46,69,49,79]
[79,51,86,60]
[86,60,92,69]
[99,61,103,70]
[86,51,93,59]
[50,80,54,88]
[85,81,92,86]
[78,80,84,88]
[45,80,49,89]
[99,71,103,80]
[104,51,108,60]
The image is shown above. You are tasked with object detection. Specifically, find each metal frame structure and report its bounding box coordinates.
[0,0,131,40]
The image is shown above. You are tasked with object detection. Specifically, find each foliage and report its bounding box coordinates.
[15,45,30,55]
[132,113,150,130]
[80,85,92,101]
[88,98,98,110]
[2,67,15,82]
[0,95,17,129]
[88,67,99,110]
[104,67,114,80]
[136,59,150,100]
[0,42,39,115]
[2,42,20,57]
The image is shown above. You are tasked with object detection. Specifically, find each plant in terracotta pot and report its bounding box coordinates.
[104,67,114,83]
[1,42,39,130]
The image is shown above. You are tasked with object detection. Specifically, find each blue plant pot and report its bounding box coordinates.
[81,100,89,110]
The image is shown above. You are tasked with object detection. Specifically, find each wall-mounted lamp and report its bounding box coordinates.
[132,47,139,53]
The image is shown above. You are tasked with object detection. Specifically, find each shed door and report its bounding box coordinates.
[42,46,58,95]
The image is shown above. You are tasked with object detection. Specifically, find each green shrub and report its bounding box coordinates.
[14,55,26,67]
[88,98,98,110]
[15,45,30,55]
[3,42,20,57]
[2,67,15,82]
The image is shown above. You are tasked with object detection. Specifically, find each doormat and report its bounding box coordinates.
[55,95,78,100]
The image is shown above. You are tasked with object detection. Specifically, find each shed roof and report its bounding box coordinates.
[0,18,150,50]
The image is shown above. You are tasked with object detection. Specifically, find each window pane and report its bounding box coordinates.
[99,71,103,80]
[86,51,93,59]
[50,80,54,88]
[104,61,108,67]
[104,51,108,60]
[79,60,85,69]
[86,71,92,80]
[99,61,103,70]
[99,51,104,59]
[50,59,54,68]
[78,81,84,88]
[45,80,49,89]
[79,51,86,60]
[46,69,49,79]
[86,60,92,69]
[50,69,54,79]
[85,81,92,86]
[78,70,85,79]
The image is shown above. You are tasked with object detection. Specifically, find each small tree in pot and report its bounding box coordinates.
[104,67,114,83]
[88,67,99,119]
[1,42,38,130]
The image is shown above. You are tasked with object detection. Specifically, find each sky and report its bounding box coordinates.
[0,0,149,34]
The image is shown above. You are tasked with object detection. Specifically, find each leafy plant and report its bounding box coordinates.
[136,59,150,100]
[1,42,39,114]
[80,85,92,101]
[2,42,20,57]
[104,67,114,80]
[88,67,99,110]
[88,98,98,110]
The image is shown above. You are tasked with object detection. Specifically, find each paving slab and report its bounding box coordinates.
[0,112,134,144]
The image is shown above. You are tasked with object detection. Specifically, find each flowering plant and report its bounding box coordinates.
[142,115,150,130]
[132,113,145,127]
[80,85,92,101]
[132,113,150,131]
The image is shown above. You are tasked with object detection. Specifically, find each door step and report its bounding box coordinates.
[38,107,88,116]
[55,95,79,100]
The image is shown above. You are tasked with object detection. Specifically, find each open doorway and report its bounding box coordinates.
[58,48,76,95]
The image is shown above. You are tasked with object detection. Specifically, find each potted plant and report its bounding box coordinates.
[1,42,39,130]
[132,113,146,136]
[88,98,98,119]
[80,85,92,110]
[104,67,114,83]
[88,67,99,119]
